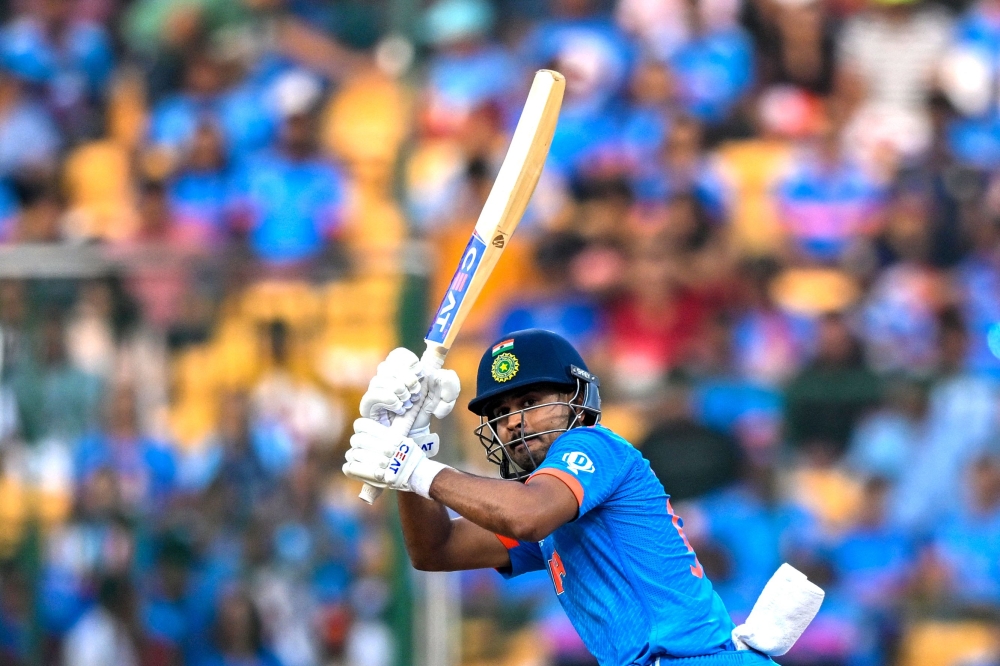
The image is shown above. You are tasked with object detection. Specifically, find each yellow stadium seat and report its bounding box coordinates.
[714,139,793,258]
[771,267,862,316]
[0,476,26,557]
[789,466,864,531]
[62,141,137,241]
[240,280,322,327]
[343,190,407,254]
[106,71,148,151]
[313,273,405,388]
[211,315,261,390]
[599,402,650,445]
[322,71,411,181]
[899,621,1000,666]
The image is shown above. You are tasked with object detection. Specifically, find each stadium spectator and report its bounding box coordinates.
[687,462,819,620]
[775,118,886,265]
[113,178,210,330]
[74,383,177,514]
[891,308,1000,531]
[180,391,280,523]
[196,589,282,666]
[228,72,346,269]
[836,0,952,161]
[0,0,114,139]
[0,69,60,180]
[754,0,837,96]
[147,49,276,164]
[168,121,231,238]
[62,576,146,666]
[922,444,1000,608]
[784,312,881,458]
[638,375,743,500]
[940,0,1000,169]
[666,0,755,130]
[421,0,519,137]
[7,310,103,445]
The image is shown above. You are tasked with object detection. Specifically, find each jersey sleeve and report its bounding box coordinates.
[526,427,626,519]
[493,534,545,579]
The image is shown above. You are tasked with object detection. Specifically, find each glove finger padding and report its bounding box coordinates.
[359,377,407,424]
[427,369,460,419]
[412,369,461,431]
[377,348,423,400]
[343,454,388,484]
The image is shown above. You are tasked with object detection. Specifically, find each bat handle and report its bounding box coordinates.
[359,343,449,504]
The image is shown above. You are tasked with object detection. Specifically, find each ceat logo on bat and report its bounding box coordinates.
[427,232,487,344]
[389,443,411,474]
[562,452,594,475]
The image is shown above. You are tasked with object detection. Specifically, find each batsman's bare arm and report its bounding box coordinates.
[398,472,577,571]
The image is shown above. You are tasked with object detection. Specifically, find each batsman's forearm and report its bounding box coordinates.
[396,489,455,569]
[428,468,545,542]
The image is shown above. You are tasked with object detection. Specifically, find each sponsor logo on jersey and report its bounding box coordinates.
[562,451,595,475]
[491,352,519,382]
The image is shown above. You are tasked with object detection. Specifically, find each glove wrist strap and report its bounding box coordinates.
[410,459,449,499]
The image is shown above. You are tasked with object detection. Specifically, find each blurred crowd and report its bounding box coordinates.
[3,0,1000,664]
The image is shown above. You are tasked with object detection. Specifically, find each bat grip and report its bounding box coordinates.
[359,343,448,505]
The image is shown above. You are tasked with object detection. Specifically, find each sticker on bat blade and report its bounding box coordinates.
[426,231,488,344]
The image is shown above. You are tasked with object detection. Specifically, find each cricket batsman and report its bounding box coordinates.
[343,328,816,666]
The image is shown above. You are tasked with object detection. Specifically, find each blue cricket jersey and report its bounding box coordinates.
[496,425,735,666]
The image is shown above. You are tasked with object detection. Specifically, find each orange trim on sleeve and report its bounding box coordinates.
[527,468,584,507]
[495,533,520,550]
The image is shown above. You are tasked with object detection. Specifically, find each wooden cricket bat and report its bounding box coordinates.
[359,69,565,504]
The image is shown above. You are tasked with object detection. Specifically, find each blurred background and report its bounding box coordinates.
[2,0,1000,664]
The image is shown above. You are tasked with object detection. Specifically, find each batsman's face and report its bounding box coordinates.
[492,389,574,471]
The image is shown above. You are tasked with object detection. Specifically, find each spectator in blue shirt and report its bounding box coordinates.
[0,0,114,138]
[179,391,283,525]
[149,51,277,163]
[228,75,347,268]
[667,0,754,127]
[632,115,728,218]
[0,69,61,180]
[0,179,17,242]
[194,589,283,666]
[940,0,1000,169]
[890,309,999,533]
[520,0,635,108]
[689,463,821,620]
[168,121,231,240]
[776,122,885,265]
[924,446,1000,608]
[827,477,916,619]
[422,0,521,134]
[521,0,635,179]
[74,383,177,515]
[141,532,200,664]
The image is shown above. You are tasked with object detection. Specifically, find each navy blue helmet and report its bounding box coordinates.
[469,329,601,480]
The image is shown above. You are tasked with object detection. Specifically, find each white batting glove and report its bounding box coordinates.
[361,348,423,424]
[342,418,449,498]
[359,348,461,458]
